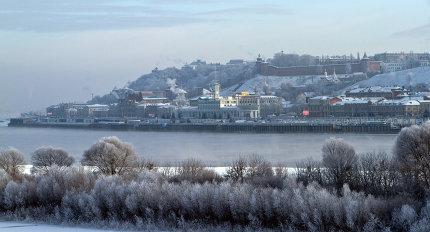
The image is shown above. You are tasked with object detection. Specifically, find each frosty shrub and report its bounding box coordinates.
[225,155,282,188]
[134,157,157,172]
[32,146,75,173]
[172,158,221,183]
[296,158,323,186]
[394,123,430,197]
[225,156,247,182]
[0,165,426,231]
[392,205,417,231]
[3,130,430,230]
[81,136,137,175]
[322,138,359,192]
[0,148,26,180]
[358,151,398,197]
[246,154,274,178]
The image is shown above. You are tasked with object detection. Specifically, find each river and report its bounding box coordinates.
[0,125,397,166]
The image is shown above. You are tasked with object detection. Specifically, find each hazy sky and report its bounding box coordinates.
[0,0,429,117]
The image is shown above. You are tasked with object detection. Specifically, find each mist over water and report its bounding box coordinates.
[0,126,397,166]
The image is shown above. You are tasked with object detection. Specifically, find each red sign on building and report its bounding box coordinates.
[303,110,310,116]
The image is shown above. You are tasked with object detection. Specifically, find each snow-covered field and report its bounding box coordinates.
[0,221,118,232]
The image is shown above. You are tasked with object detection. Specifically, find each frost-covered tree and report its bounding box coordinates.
[0,148,26,179]
[225,157,247,182]
[81,136,137,175]
[246,155,273,178]
[296,158,323,186]
[322,138,358,192]
[32,146,74,173]
[394,123,430,195]
[173,158,221,183]
[392,205,417,231]
[358,151,397,196]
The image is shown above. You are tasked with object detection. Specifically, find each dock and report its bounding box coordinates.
[8,116,423,134]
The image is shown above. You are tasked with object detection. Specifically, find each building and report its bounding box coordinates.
[237,92,260,119]
[306,94,425,117]
[260,95,283,117]
[256,55,376,77]
[374,52,430,73]
[382,62,405,73]
[345,86,406,99]
[227,59,245,65]
[87,104,109,117]
[220,96,237,107]
[197,97,222,119]
[140,97,169,105]
[306,96,342,117]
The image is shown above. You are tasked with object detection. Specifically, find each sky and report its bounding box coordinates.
[0,0,429,117]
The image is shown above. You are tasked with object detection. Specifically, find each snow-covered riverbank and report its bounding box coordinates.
[0,221,119,232]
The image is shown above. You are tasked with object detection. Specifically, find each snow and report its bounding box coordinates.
[0,120,8,127]
[222,74,324,95]
[0,221,118,232]
[348,67,430,89]
[347,86,402,93]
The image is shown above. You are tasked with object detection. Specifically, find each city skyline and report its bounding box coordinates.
[0,0,429,116]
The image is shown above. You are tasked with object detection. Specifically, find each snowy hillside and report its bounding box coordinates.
[348,67,430,89]
[90,63,256,104]
[222,74,324,95]
[128,63,255,92]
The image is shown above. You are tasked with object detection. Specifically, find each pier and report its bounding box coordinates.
[7,116,422,134]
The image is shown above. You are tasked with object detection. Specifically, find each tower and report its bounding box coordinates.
[213,82,221,99]
[256,54,263,63]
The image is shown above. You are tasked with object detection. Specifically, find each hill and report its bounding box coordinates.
[89,62,256,104]
[348,67,430,89]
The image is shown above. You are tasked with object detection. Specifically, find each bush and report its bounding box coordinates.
[81,136,138,175]
[1,131,430,230]
[31,146,74,173]
[0,148,26,180]
[172,158,221,184]
[225,156,247,182]
[296,158,323,186]
[322,138,359,192]
[358,151,398,197]
[394,123,430,197]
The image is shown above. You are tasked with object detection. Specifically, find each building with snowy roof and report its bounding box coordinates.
[345,86,407,99]
[306,95,424,117]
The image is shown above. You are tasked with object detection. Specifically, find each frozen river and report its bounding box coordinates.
[0,126,397,166]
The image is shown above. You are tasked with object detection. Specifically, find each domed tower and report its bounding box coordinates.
[361,52,370,74]
[255,54,268,75]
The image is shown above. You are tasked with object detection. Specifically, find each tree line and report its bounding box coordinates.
[1,124,430,231]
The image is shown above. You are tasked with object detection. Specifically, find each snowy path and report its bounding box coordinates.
[0,221,118,232]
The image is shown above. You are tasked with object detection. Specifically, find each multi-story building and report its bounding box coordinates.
[47,103,109,118]
[306,94,424,117]
[260,95,283,117]
[197,97,222,119]
[374,52,430,73]
[237,92,261,119]
[220,96,237,107]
